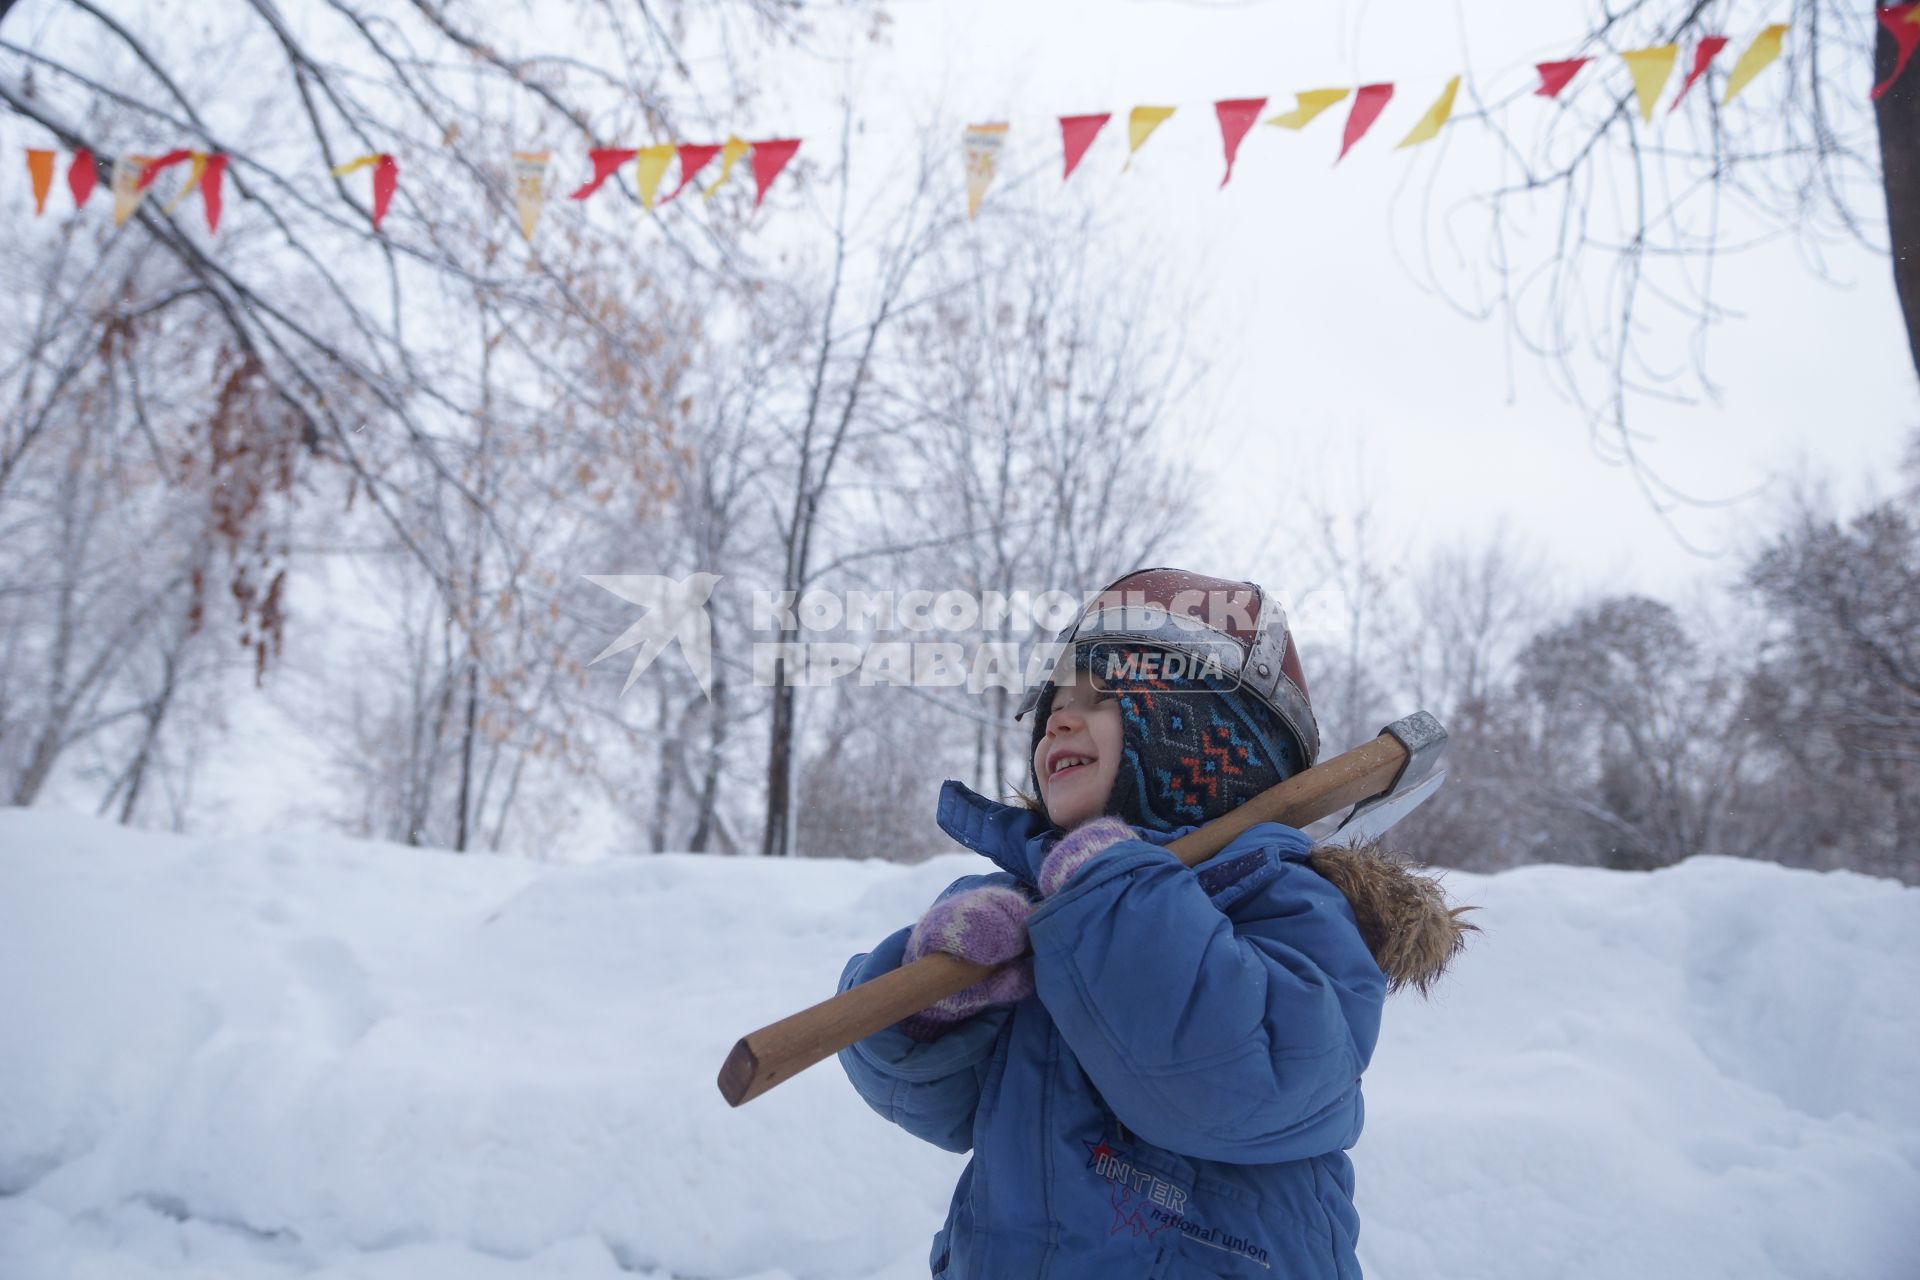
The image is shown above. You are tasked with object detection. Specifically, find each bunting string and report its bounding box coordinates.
[16,134,804,238]
[988,15,1801,215]
[11,13,1835,235]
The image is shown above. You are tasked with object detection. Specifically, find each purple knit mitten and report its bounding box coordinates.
[1038,816,1135,897]
[898,885,1034,1041]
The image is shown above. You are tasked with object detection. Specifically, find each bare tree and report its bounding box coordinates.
[754,112,958,858]
[306,237,713,853]
[1511,594,1756,868]
[792,683,966,860]
[0,223,255,811]
[1742,484,1920,879]
[557,278,781,859]
[1287,475,1406,757]
[885,204,1204,800]
[3,0,861,847]
[1384,527,1557,869]
[1396,525,1554,717]
[1417,0,1901,489]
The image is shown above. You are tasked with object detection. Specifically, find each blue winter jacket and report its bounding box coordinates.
[837,780,1391,1280]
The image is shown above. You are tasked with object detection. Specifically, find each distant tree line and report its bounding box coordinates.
[1303,458,1920,884]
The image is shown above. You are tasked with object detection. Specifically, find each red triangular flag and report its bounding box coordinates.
[1873,5,1920,101]
[1059,113,1110,181]
[1535,58,1589,98]
[1670,37,1729,111]
[662,143,722,204]
[750,138,800,208]
[570,148,634,200]
[1337,84,1394,163]
[202,154,227,232]
[1214,97,1266,187]
[69,150,98,208]
[136,149,194,190]
[371,155,398,230]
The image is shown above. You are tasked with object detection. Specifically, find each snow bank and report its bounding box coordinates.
[1,809,1914,1279]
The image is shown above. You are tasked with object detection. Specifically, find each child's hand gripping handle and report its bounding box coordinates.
[717,722,1427,1107]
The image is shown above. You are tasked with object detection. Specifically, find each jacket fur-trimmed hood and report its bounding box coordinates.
[1307,840,1478,996]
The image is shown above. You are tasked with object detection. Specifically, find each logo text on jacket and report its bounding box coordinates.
[1084,1141,1189,1214]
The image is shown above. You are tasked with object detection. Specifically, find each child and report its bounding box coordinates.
[837,568,1474,1279]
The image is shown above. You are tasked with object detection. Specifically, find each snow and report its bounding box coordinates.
[1,808,1915,1279]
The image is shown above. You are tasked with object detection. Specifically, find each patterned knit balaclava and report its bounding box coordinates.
[1030,642,1303,834]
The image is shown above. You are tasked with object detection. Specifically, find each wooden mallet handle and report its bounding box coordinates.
[717,728,1413,1107]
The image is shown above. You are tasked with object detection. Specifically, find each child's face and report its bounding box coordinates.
[1033,674,1124,829]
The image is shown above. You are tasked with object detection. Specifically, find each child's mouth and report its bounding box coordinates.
[1049,756,1094,780]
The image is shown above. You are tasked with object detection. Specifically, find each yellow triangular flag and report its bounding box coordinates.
[1266,88,1350,130]
[1723,23,1789,104]
[704,134,751,202]
[160,153,209,216]
[330,153,381,177]
[112,155,152,227]
[634,143,675,209]
[1621,44,1678,122]
[1397,76,1461,149]
[512,150,549,240]
[1124,106,1175,170]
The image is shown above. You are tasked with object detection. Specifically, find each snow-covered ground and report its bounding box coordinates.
[1,808,1915,1280]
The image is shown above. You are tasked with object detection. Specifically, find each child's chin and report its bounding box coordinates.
[1045,794,1099,829]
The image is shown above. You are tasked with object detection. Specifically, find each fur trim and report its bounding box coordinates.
[1307,841,1478,997]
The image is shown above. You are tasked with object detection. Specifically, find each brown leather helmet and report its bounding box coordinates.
[1014,566,1320,769]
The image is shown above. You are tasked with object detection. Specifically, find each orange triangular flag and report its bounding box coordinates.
[26,149,55,215]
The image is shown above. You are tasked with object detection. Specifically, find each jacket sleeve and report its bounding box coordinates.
[834,876,1019,1154]
[1027,831,1386,1165]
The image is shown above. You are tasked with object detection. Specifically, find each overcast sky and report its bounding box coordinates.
[796,0,1918,602]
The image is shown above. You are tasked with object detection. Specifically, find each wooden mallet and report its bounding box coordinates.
[717,711,1446,1107]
